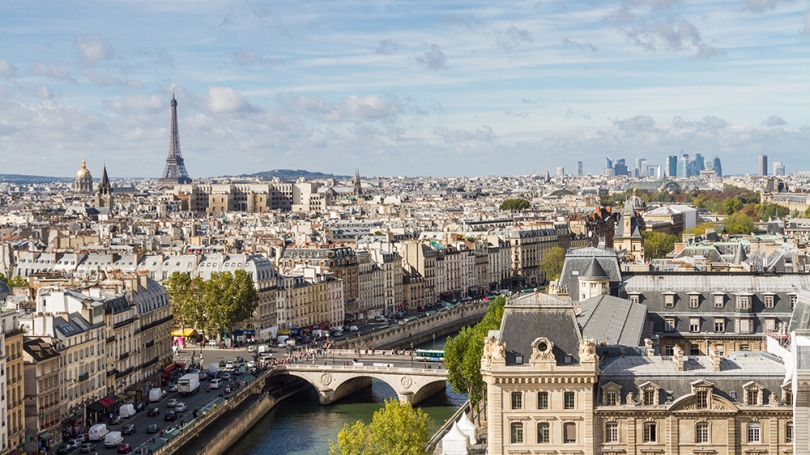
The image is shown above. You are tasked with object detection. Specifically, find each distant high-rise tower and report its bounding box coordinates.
[605,157,613,170]
[712,156,722,177]
[159,95,192,185]
[577,161,583,176]
[759,154,768,176]
[94,165,113,210]
[773,161,785,176]
[353,169,362,196]
[668,155,678,177]
[557,166,565,177]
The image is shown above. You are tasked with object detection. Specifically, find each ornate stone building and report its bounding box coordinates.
[482,292,793,455]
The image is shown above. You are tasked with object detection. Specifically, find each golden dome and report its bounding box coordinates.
[76,159,92,179]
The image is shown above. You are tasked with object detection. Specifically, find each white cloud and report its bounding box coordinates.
[102,93,165,114]
[28,62,74,81]
[744,0,794,13]
[803,10,810,35]
[417,44,447,70]
[614,115,657,132]
[0,58,17,79]
[290,94,402,123]
[205,86,260,114]
[434,125,497,144]
[762,115,786,127]
[497,26,534,51]
[33,85,53,99]
[74,35,115,65]
[374,40,399,55]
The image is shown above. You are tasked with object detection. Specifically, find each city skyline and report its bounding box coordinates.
[1,1,809,178]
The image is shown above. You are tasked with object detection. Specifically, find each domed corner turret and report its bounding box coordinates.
[627,187,646,212]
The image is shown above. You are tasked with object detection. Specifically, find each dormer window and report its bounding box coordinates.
[743,382,763,406]
[763,294,775,309]
[713,293,725,309]
[639,383,660,406]
[664,293,676,308]
[688,293,701,309]
[736,295,751,310]
[601,382,622,406]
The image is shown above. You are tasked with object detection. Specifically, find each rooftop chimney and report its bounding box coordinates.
[708,344,721,371]
[673,345,684,371]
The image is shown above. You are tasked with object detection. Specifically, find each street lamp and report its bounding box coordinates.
[410,342,414,367]
[432,333,436,350]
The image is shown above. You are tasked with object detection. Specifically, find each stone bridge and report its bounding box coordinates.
[265,364,449,405]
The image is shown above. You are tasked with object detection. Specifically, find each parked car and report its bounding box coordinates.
[168,384,178,393]
[122,424,136,435]
[69,438,85,447]
[108,416,123,426]
[117,443,133,453]
[147,407,160,416]
[175,402,187,412]
[166,398,178,408]
[146,424,160,434]
[417,306,426,312]
[56,444,76,454]
[135,402,147,412]
[79,443,96,453]
[164,410,177,421]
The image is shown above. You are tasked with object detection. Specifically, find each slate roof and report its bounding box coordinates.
[559,247,622,302]
[577,295,647,346]
[499,293,582,366]
[581,257,608,279]
[598,351,786,406]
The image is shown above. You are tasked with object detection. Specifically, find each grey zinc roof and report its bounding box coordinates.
[500,295,582,366]
[559,247,622,302]
[581,257,609,279]
[577,295,647,346]
[598,351,786,406]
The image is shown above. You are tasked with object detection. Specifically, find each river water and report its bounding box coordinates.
[229,335,464,455]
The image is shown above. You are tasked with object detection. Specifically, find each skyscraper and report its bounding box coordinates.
[668,156,678,177]
[605,157,613,170]
[773,161,785,176]
[614,159,628,176]
[556,166,565,177]
[577,161,583,176]
[712,156,722,177]
[759,154,768,176]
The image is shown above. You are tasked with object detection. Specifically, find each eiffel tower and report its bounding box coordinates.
[158,95,192,185]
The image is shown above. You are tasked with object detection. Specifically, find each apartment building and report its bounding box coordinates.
[23,339,62,453]
[1,310,24,451]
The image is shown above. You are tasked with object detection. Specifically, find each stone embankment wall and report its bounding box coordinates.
[340,301,489,350]
[193,394,276,455]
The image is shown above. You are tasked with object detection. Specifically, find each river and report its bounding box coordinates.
[229,335,464,455]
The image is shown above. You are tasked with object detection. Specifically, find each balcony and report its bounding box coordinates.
[114,317,136,329]
[107,369,118,377]
[106,336,116,344]
[77,373,89,382]
[145,340,155,348]
[139,315,173,332]
[119,352,129,361]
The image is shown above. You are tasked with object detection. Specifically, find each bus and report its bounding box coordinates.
[415,349,444,362]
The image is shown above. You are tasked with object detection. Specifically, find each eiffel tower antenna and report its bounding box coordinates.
[159,94,192,185]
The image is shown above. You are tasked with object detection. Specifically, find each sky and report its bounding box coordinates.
[0,0,809,179]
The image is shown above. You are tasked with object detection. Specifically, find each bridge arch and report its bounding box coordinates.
[267,365,449,406]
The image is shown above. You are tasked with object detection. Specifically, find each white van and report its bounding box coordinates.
[104,431,123,448]
[88,424,109,441]
[119,403,135,419]
[258,344,268,353]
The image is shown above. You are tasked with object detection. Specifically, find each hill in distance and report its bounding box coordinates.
[238,169,352,181]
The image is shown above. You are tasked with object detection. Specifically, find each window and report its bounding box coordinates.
[736,318,752,334]
[664,345,674,356]
[785,389,793,405]
[740,344,750,351]
[511,392,522,410]
[537,422,550,443]
[664,317,676,332]
[690,317,700,333]
[664,294,675,308]
[510,422,524,444]
[629,294,639,304]
[747,422,760,443]
[689,294,700,308]
[696,422,709,443]
[605,422,618,443]
[763,318,775,332]
[537,392,548,409]
[605,391,617,406]
[563,422,576,443]
[747,389,759,406]
[764,295,775,309]
[643,422,657,443]
[714,294,725,308]
[714,318,725,332]
[736,295,750,310]
[644,388,656,406]
[786,421,793,443]
[716,344,725,355]
[790,294,797,308]
[696,390,708,408]
[564,392,575,409]
[691,344,700,356]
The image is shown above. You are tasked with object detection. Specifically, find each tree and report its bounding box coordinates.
[682,222,717,237]
[165,272,206,337]
[1,275,27,288]
[759,202,789,221]
[643,231,679,259]
[722,197,743,215]
[499,198,531,211]
[723,212,755,235]
[444,296,505,407]
[540,246,566,283]
[329,399,431,455]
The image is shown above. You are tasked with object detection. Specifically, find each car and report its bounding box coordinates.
[210,378,222,389]
[166,398,178,408]
[332,330,343,337]
[417,306,426,312]
[164,410,177,421]
[225,361,235,369]
[221,372,232,380]
[117,443,133,453]
[168,384,178,392]
[122,424,136,435]
[198,371,207,380]
[147,407,160,416]
[69,438,85,447]
[246,361,256,368]
[108,416,123,426]
[247,344,256,352]
[135,402,147,413]
[278,342,287,348]
[349,325,359,333]
[234,356,245,364]
[175,402,187,411]
[79,443,96,453]
[56,444,76,454]
[208,339,217,347]
[146,424,160,434]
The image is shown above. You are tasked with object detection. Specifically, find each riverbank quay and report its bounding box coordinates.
[335,300,489,351]
[427,401,488,455]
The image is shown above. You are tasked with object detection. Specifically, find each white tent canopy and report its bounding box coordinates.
[441,421,470,455]
[457,411,477,445]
